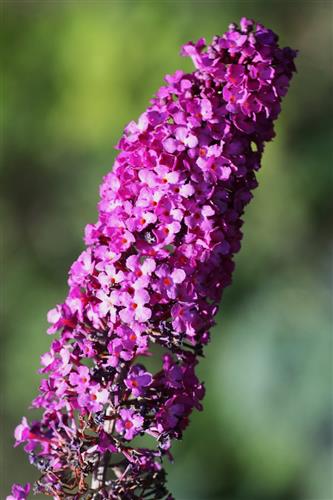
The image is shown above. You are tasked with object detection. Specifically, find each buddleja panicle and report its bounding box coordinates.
[9,18,296,500]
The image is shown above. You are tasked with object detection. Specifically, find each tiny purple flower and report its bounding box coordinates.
[6,484,30,500]
[69,365,90,393]
[116,408,144,440]
[124,365,153,397]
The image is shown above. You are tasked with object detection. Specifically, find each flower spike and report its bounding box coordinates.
[10,18,296,500]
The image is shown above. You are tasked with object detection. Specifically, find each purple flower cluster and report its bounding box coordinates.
[10,18,296,499]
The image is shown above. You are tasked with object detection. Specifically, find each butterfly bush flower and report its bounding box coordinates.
[116,409,145,441]
[9,18,296,500]
[7,484,31,500]
[124,365,153,397]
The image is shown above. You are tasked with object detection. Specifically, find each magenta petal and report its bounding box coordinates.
[163,137,177,153]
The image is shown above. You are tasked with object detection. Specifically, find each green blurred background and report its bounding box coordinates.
[1,1,332,499]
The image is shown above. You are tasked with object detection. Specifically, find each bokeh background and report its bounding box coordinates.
[1,1,332,499]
